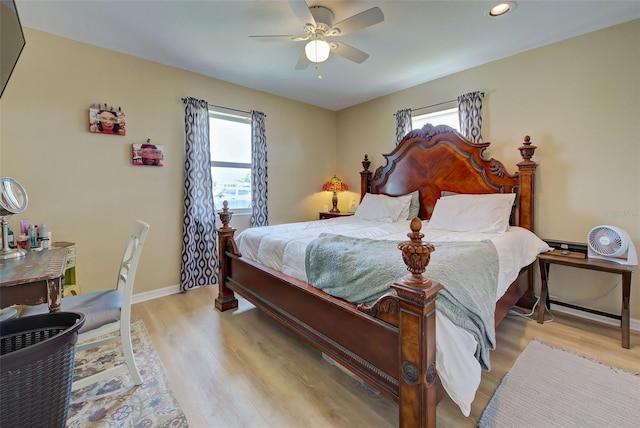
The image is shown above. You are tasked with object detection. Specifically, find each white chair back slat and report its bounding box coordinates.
[116,224,148,294]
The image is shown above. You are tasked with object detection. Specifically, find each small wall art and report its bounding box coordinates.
[132,140,164,167]
[89,103,126,136]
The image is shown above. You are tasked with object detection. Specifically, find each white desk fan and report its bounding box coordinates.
[0,177,28,259]
[587,225,637,266]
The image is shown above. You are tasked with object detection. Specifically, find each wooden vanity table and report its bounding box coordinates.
[0,247,67,312]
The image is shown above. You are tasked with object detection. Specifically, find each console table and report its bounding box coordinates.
[0,248,67,312]
[537,251,634,349]
[52,241,80,296]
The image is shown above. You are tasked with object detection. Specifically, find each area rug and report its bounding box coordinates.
[478,339,640,428]
[66,318,188,427]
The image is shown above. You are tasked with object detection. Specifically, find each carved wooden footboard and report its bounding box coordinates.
[215,125,538,427]
[217,211,443,426]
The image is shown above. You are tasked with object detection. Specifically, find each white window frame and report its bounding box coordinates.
[209,110,252,215]
[412,107,459,131]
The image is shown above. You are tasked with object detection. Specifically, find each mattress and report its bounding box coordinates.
[235,217,550,416]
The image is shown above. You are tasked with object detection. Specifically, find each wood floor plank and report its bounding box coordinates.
[131,286,640,427]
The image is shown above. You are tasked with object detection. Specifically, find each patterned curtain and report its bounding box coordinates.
[250,110,268,227]
[395,108,412,145]
[180,97,218,291]
[458,91,484,143]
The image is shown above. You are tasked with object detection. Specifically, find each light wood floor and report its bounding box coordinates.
[132,286,640,427]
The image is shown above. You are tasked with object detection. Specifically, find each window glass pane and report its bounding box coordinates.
[209,110,252,213]
[212,166,252,210]
[413,107,459,131]
[210,116,251,163]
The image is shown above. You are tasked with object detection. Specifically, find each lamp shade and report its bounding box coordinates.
[322,175,348,192]
[305,39,331,63]
[322,175,347,213]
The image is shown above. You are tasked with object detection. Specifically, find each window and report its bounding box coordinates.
[210,111,252,214]
[412,107,459,131]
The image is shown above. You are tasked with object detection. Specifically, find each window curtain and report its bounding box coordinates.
[180,97,218,291]
[457,91,484,143]
[394,108,412,145]
[250,110,268,227]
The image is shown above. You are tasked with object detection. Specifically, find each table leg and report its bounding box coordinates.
[537,259,549,324]
[46,276,63,312]
[621,271,631,349]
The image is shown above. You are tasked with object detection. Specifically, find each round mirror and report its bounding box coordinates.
[1,176,29,259]
[0,177,28,215]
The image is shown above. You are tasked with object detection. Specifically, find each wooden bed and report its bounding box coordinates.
[215,124,538,427]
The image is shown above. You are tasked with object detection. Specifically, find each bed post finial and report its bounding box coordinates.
[218,200,233,229]
[397,217,436,284]
[517,135,537,169]
[361,154,371,171]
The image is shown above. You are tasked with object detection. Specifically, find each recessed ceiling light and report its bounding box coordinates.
[489,2,515,17]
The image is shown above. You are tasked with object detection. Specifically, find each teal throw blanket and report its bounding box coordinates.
[305,233,499,370]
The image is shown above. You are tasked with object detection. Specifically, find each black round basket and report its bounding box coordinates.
[1,311,85,428]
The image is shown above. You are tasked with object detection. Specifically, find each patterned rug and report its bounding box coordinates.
[478,339,640,428]
[66,318,188,427]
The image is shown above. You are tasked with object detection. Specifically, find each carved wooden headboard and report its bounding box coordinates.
[360,124,538,231]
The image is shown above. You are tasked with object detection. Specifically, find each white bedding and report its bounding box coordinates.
[235,217,550,416]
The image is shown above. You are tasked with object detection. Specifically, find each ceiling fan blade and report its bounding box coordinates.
[249,35,301,41]
[332,7,384,35]
[287,0,315,26]
[249,35,310,43]
[295,51,311,70]
[331,42,369,64]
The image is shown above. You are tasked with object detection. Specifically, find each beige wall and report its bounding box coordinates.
[0,28,336,295]
[337,20,640,319]
[2,21,639,320]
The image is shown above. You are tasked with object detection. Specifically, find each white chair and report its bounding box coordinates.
[20,220,150,391]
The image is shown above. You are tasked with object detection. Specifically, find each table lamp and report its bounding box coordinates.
[321,175,348,213]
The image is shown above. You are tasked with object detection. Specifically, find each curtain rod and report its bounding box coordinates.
[410,99,457,113]
[180,98,254,115]
[404,91,486,115]
[208,103,252,115]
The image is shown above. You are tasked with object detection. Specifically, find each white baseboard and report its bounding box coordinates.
[549,303,640,332]
[132,283,182,304]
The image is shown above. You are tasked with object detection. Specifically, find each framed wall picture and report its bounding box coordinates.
[132,142,164,167]
[89,106,126,136]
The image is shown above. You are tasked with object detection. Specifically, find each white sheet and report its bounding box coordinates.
[235,217,550,416]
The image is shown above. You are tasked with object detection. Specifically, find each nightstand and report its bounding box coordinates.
[319,212,354,220]
[537,250,634,349]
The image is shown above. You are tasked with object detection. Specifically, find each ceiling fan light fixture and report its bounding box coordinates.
[489,2,515,17]
[305,39,330,63]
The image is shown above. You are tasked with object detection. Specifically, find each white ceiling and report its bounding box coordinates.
[16,1,640,111]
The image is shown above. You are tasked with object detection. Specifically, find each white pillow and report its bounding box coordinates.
[407,191,420,219]
[354,193,412,222]
[395,193,413,221]
[426,193,516,233]
[354,193,393,222]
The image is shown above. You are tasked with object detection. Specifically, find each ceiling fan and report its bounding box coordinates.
[250,1,384,70]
